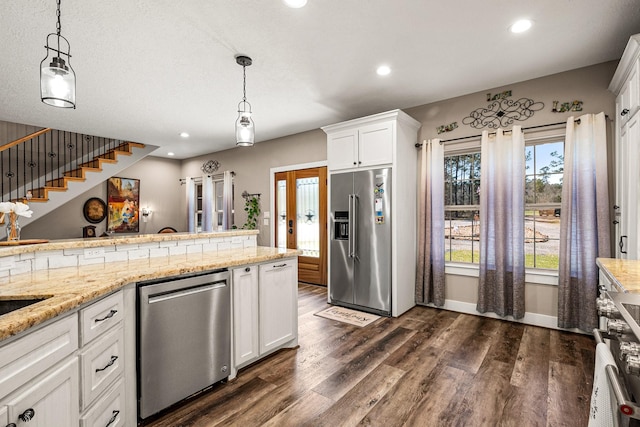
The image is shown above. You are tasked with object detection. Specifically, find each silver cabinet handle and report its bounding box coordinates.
[96,355,118,373]
[348,194,355,258]
[18,408,35,422]
[352,194,358,258]
[105,410,120,427]
[95,309,117,323]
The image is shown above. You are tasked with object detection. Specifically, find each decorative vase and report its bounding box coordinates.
[6,212,20,241]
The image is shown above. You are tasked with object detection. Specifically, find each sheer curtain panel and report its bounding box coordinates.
[202,175,214,232]
[416,139,446,306]
[222,171,233,230]
[185,177,195,233]
[558,113,610,330]
[477,127,526,319]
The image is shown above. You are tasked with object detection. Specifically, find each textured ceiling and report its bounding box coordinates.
[1,1,639,159]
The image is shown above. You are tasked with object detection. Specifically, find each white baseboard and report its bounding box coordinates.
[423,299,588,334]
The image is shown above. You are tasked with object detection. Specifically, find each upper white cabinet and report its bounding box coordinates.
[323,110,419,172]
[610,34,640,259]
[326,121,394,170]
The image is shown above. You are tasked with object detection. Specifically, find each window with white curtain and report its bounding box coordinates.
[443,137,564,270]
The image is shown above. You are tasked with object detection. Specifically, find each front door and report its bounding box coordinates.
[274,167,327,285]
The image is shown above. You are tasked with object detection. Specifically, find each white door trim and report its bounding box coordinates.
[269,161,328,247]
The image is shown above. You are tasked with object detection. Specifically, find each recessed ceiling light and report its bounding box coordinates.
[510,19,532,33]
[168,152,175,156]
[377,65,391,76]
[283,0,307,8]
[179,132,189,138]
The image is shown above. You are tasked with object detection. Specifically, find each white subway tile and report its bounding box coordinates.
[49,255,78,269]
[231,242,243,249]
[116,244,138,252]
[169,245,187,256]
[187,244,203,254]
[128,249,150,260]
[34,256,49,271]
[217,242,231,251]
[149,247,169,258]
[159,240,178,248]
[202,242,218,252]
[139,242,160,250]
[9,259,32,275]
[63,248,84,256]
[19,252,35,261]
[104,251,129,263]
[78,256,105,266]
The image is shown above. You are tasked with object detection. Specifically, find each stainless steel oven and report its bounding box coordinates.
[137,269,230,420]
[596,289,640,426]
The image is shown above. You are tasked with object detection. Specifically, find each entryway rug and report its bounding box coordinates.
[315,305,380,327]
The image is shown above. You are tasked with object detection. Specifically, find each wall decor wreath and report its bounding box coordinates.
[462,97,544,129]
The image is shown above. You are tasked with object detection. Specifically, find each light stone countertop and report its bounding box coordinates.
[597,258,640,293]
[0,245,300,342]
[0,230,258,256]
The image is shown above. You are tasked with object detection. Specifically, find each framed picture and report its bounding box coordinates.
[83,197,107,224]
[107,177,140,233]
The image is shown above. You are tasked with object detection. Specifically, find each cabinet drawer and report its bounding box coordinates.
[80,290,124,346]
[0,314,78,400]
[80,378,126,427]
[80,326,124,410]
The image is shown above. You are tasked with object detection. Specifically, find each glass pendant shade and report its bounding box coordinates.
[236,107,255,146]
[40,34,76,108]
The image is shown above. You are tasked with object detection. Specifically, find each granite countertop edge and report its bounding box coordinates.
[0,246,300,343]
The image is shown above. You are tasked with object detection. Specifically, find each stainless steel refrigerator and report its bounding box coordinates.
[330,168,392,316]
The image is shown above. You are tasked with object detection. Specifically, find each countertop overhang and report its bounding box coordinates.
[0,245,300,342]
[597,257,640,293]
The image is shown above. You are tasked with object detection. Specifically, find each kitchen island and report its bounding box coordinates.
[0,231,300,427]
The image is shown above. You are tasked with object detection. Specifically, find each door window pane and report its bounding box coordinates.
[296,177,319,257]
[277,180,287,249]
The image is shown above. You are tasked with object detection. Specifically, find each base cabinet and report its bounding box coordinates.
[232,258,298,375]
[259,261,298,354]
[5,358,79,427]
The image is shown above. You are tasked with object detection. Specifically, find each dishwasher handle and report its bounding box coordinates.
[148,282,227,304]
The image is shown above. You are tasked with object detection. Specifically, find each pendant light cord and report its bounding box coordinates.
[56,0,62,55]
[242,64,247,103]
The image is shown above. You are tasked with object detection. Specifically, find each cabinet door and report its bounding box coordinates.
[618,113,640,259]
[6,358,79,427]
[232,266,259,366]
[327,129,358,170]
[0,406,7,426]
[620,61,639,123]
[258,260,298,355]
[358,121,394,167]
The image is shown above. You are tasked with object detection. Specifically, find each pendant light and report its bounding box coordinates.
[40,0,76,109]
[235,55,254,146]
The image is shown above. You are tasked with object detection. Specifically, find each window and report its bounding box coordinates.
[524,140,563,269]
[444,152,481,263]
[443,138,564,270]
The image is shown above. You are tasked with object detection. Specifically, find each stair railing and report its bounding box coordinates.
[1,128,125,202]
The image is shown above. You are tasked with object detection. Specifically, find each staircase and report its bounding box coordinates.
[1,124,158,229]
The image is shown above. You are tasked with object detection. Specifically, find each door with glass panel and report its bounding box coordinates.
[275,167,327,285]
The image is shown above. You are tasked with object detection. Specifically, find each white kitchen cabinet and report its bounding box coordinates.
[0,406,7,425]
[326,120,394,171]
[4,358,79,427]
[231,257,298,376]
[610,34,640,259]
[232,265,260,366]
[259,260,298,354]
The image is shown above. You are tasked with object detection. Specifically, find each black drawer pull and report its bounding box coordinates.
[105,410,120,427]
[95,309,118,323]
[245,267,251,272]
[621,108,630,116]
[273,263,287,268]
[18,408,35,422]
[96,355,118,373]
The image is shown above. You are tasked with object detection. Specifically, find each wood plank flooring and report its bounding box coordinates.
[144,283,595,427]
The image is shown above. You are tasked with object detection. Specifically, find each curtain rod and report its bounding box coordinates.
[179,171,235,184]
[414,117,608,148]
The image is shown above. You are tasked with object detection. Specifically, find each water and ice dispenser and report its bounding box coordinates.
[333,211,349,240]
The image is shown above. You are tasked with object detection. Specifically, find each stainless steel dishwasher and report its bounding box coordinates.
[137,269,230,419]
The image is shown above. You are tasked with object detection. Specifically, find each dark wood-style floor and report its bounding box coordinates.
[145,283,595,427]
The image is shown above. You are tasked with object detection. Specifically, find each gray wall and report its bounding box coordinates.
[22,156,183,239]
[180,128,326,246]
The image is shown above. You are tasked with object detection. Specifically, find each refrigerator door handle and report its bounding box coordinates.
[353,194,358,259]
[348,194,354,258]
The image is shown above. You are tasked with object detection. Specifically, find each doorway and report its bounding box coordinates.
[274,166,327,285]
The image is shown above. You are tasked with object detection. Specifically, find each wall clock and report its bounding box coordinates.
[83,197,107,223]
